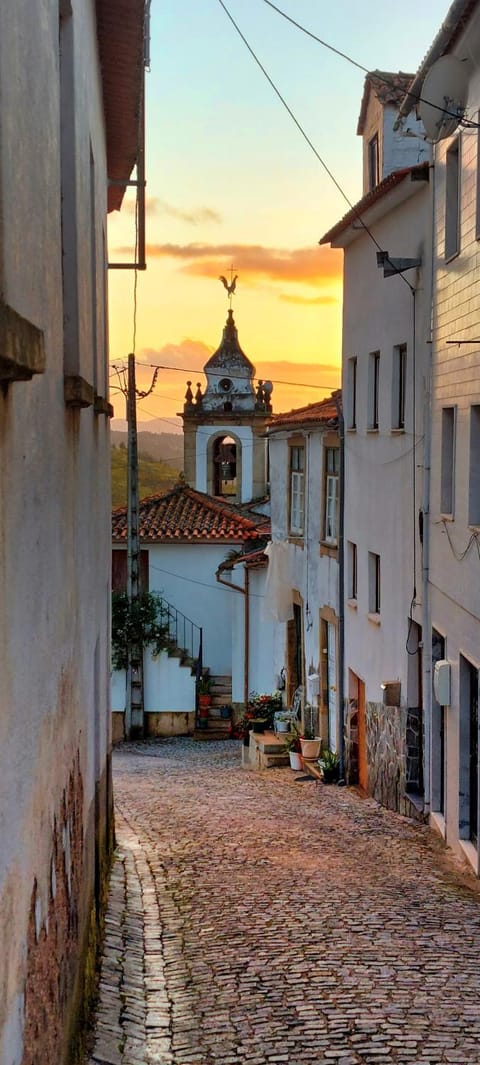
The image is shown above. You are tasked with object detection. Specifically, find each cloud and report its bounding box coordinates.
[113,241,342,286]
[279,293,338,306]
[122,199,222,224]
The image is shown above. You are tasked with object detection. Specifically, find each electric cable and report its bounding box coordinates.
[216,0,415,293]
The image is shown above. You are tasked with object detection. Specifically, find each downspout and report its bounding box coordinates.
[216,563,249,706]
[422,153,436,816]
[334,395,345,777]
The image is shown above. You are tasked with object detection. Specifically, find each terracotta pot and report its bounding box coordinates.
[300,738,321,761]
[198,693,212,710]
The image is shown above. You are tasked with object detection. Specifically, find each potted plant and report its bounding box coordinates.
[198,674,212,711]
[283,727,302,770]
[318,748,340,784]
[300,728,322,761]
[220,704,232,720]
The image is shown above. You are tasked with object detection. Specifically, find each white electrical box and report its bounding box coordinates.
[433,660,451,706]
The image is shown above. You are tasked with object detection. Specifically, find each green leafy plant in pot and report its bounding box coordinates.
[283,725,303,770]
[198,674,212,711]
[318,748,340,784]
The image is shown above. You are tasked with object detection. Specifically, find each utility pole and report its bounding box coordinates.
[126,352,144,738]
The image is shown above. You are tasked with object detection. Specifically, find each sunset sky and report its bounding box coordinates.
[108,0,444,429]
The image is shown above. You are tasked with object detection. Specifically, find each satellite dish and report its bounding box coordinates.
[419,55,469,142]
[263,380,273,395]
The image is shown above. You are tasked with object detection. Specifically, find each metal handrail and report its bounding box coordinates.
[156,597,203,670]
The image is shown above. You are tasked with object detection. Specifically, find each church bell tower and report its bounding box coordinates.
[180,282,273,505]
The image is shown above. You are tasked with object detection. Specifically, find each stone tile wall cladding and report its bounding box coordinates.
[365,701,411,816]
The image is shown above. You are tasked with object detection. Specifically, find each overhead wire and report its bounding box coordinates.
[216,0,415,293]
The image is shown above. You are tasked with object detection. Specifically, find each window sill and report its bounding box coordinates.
[391,427,405,435]
[0,300,45,382]
[346,427,357,434]
[347,598,358,611]
[319,541,338,559]
[367,612,381,626]
[64,375,95,409]
[288,535,304,548]
[366,427,379,434]
[445,248,460,264]
[440,513,455,522]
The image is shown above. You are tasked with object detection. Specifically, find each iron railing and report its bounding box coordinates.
[157,597,203,676]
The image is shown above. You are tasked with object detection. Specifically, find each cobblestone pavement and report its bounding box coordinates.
[87,738,480,1065]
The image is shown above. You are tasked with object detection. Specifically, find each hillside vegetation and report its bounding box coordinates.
[112,443,181,509]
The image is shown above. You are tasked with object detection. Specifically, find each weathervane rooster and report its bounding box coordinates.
[219,271,238,304]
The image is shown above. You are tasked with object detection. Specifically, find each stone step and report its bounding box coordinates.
[194,728,232,742]
[262,753,290,768]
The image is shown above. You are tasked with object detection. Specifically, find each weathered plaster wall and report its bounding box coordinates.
[0,1,112,1060]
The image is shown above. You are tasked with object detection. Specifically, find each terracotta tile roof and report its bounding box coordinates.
[95,0,145,212]
[357,71,414,134]
[320,163,429,246]
[230,547,268,569]
[112,483,267,544]
[267,391,341,432]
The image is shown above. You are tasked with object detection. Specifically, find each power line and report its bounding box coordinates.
[261,0,480,130]
[216,0,414,292]
[111,360,339,393]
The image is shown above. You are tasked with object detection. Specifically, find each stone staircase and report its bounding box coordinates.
[194,674,233,741]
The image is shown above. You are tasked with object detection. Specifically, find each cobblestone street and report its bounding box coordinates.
[87,738,480,1065]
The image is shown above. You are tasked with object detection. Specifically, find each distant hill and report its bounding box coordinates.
[111,442,182,509]
[111,430,183,466]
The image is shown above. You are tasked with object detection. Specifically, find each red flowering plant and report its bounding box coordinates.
[231,690,283,739]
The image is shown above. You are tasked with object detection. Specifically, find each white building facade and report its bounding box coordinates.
[265,397,341,748]
[322,75,432,813]
[0,2,145,1061]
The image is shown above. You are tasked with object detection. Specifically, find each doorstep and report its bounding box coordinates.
[242,730,289,770]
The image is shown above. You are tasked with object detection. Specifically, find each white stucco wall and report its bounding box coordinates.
[268,428,340,744]
[340,185,430,710]
[0,1,112,1059]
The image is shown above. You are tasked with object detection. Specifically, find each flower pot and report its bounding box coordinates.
[300,738,321,761]
[220,705,231,720]
[275,718,290,733]
[321,768,339,784]
[197,718,208,729]
[198,693,212,710]
[289,751,303,771]
[252,718,267,734]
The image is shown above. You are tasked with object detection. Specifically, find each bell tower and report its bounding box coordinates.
[180,285,273,504]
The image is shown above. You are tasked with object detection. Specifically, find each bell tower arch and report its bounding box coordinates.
[180,303,273,505]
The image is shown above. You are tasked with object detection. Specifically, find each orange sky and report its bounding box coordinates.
[106,0,444,432]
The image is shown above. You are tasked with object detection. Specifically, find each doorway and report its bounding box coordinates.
[459,656,479,847]
[348,670,367,790]
[431,629,446,815]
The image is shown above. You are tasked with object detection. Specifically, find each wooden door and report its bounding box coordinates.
[357,678,368,792]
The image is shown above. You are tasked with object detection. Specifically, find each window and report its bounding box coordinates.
[392,344,407,430]
[368,552,381,615]
[445,137,460,260]
[324,448,339,544]
[289,445,305,535]
[441,406,456,516]
[368,351,380,430]
[347,357,357,430]
[368,133,379,191]
[347,541,357,601]
[469,405,480,525]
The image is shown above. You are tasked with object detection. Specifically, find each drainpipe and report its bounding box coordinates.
[334,394,346,777]
[216,562,249,706]
[422,155,436,816]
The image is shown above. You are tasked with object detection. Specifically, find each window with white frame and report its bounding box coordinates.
[347,356,357,430]
[289,445,305,535]
[368,351,380,430]
[445,137,460,260]
[324,447,339,544]
[392,343,407,430]
[368,551,381,615]
[441,406,456,516]
[347,541,357,601]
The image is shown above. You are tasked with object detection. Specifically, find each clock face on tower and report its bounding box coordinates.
[218,377,233,393]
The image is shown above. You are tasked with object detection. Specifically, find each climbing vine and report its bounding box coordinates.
[111,591,170,672]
